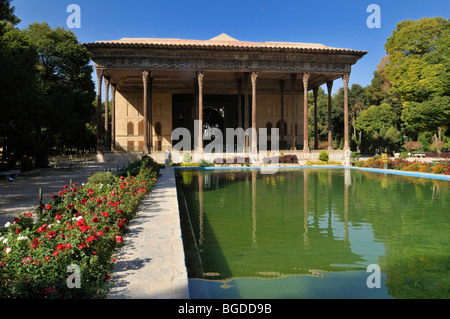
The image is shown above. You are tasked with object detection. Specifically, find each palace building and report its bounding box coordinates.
[84,33,367,161]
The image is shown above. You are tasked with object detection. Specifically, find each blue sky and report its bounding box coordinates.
[12,0,450,95]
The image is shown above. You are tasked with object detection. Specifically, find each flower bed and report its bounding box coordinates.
[355,157,450,175]
[0,156,162,298]
[306,161,342,166]
[425,153,450,158]
[263,154,299,164]
[213,156,250,164]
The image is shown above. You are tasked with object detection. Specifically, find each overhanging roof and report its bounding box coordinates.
[84,33,368,56]
[84,34,367,92]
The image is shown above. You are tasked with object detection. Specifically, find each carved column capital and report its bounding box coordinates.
[342,73,350,86]
[302,72,310,87]
[326,80,333,93]
[197,71,204,88]
[96,68,103,82]
[251,72,258,86]
[142,70,150,86]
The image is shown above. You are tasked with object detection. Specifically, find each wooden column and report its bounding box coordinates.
[197,71,204,152]
[342,73,350,150]
[279,80,285,149]
[326,80,333,151]
[104,77,110,151]
[290,74,297,150]
[142,70,150,154]
[111,84,116,152]
[96,69,103,153]
[313,86,319,150]
[244,72,249,149]
[237,77,242,129]
[303,73,310,151]
[148,75,153,153]
[251,72,258,154]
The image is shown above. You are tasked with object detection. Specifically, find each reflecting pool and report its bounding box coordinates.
[175,168,450,299]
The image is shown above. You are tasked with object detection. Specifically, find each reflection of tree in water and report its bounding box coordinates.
[349,172,450,299]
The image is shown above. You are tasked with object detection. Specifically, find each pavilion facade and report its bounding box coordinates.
[84,33,367,160]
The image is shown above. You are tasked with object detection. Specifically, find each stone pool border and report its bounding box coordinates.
[173,165,450,181]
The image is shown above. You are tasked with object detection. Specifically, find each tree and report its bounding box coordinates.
[332,84,369,151]
[401,96,450,137]
[384,17,450,102]
[355,103,399,153]
[23,22,96,164]
[0,18,96,170]
[0,0,20,34]
[307,87,330,146]
[0,23,39,169]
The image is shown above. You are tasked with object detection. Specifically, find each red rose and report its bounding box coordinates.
[32,238,40,249]
[46,205,51,210]
[80,225,90,232]
[115,236,123,243]
[86,236,95,243]
[92,217,99,223]
[79,243,86,249]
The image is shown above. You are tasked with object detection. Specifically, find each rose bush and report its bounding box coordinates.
[0,156,162,298]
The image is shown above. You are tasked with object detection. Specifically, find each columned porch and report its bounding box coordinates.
[85,34,366,163]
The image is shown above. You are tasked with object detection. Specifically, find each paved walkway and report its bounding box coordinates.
[0,162,124,227]
[108,167,189,299]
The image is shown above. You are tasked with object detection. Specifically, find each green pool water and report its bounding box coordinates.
[175,168,450,299]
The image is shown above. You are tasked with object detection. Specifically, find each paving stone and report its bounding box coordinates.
[108,167,189,299]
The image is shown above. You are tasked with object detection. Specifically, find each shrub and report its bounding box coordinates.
[263,155,298,164]
[429,139,445,153]
[182,152,192,163]
[279,155,298,163]
[319,150,329,162]
[88,172,117,185]
[404,141,422,152]
[213,157,250,164]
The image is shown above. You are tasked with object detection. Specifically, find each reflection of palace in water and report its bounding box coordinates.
[182,169,362,280]
[178,168,450,299]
